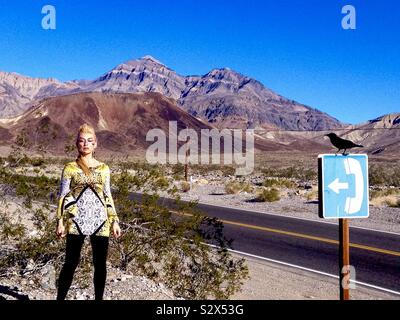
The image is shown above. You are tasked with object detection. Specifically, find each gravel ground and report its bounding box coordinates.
[232,254,399,300]
[2,252,397,300]
[0,266,177,300]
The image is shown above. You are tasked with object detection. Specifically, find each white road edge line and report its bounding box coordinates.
[205,244,400,297]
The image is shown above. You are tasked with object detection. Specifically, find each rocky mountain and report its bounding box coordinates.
[82,56,186,100]
[336,113,400,155]
[0,92,206,155]
[0,92,292,156]
[0,56,343,131]
[0,89,397,157]
[256,112,400,156]
[80,57,342,130]
[179,68,341,130]
[0,72,79,118]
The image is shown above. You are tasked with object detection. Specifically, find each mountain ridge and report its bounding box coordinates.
[0,91,293,155]
[0,56,342,131]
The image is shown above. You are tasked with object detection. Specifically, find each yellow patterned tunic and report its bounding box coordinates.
[56,161,119,237]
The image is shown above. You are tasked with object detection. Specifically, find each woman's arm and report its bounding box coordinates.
[103,165,121,238]
[103,165,119,225]
[56,165,72,222]
[56,165,73,238]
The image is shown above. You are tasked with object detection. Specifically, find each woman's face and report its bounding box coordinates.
[77,132,97,156]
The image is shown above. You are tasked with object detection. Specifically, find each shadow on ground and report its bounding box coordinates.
[0,285,30,300]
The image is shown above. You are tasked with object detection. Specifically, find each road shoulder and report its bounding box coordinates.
[231,253,399,300]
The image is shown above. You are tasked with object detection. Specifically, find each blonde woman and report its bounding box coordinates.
[56,123,121,300]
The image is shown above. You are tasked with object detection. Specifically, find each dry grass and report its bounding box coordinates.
[370,195,400,207]
[305,188,318,201]
[225,181,254,194]
[263,178,296,189]
[180,181,191,193]
[256,188,280,202]
[370,188,400,207]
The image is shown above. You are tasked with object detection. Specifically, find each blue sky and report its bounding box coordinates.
[0,0,399,124]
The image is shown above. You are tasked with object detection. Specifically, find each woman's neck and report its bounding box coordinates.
[78,153,97,167]
[79,153,93,161]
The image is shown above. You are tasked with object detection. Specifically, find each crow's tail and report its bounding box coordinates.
[356,144,363,148]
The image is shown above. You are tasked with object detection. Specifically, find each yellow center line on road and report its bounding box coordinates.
[174,211,400,257]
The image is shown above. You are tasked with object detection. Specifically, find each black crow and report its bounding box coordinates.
[325,133,363,155]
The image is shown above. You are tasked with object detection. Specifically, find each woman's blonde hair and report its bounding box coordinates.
[76,123,97,176]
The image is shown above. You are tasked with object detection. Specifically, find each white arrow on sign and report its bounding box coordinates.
[328,178,349,194]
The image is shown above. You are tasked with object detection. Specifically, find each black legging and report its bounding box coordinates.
[57,234,109,300]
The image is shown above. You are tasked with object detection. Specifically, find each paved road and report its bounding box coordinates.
[130,192,400,293]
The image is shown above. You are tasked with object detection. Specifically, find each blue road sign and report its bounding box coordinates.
[318,154,369,219]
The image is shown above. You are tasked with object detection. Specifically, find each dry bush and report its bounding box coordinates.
[180,181,191,193]
[370,188,400,207]
[1,157,249,299]
[224,181,253,194]
[256,188,280,202]
[263,178,296,189]
[306,189,318,201]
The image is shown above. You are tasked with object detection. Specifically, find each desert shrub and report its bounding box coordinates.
[306,189,318,201]
[0,167,58,204]
[117,160,164,174]
[369,187,400,207]
[173,174,185,181]
[7,153,30,167]
[0,205,65,279]
[29,157,46,167]
[109,165,249,299]
[263,178,296,189]
[224,181,253,194]
[188,164,236,177]
[256,188,280,202]
[0,213,26,240]
[171,163,185,175]
[369,165,400,187]
[370,188,399,199]
[0,208,99,290]
[240,183,253,193]
[225,181,242,194]
[0,158,249,299]
[180,181,191,193]
[386,198,400,208]
[262,166,316,181]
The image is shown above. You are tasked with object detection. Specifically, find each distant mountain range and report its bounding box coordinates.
[0,56,397,157]
[0,92,294,155]
[258,113,400,156]
[338,113,400,155]
[0,55,342,130]
[0,89,397,157]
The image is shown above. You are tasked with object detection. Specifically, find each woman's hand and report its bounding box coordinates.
[112,221,121,239]
[56,220,66,238]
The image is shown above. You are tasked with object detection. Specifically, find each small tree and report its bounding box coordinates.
[110,163,249,299]
[64,134,76,157]
[0,158,249,299]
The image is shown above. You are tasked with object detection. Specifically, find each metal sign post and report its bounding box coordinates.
[318,154,369,301]
[339,218,350,300]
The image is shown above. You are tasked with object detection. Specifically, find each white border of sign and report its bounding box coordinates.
[318,154,369,219]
